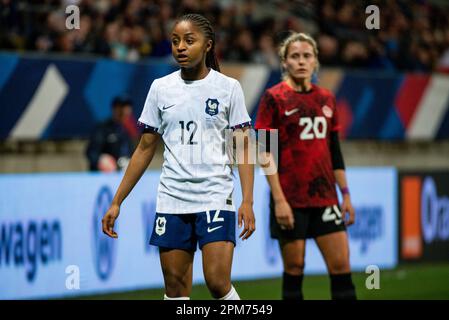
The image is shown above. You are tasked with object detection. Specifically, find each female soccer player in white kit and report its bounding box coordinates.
[101,14,255,300]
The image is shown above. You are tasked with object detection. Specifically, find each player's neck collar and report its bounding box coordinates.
[283,80,314,94]
[178,68,214,86]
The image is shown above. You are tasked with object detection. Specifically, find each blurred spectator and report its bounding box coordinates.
[85,96,138,172]
[0,0,448,72]
[226,28,255,62]
[254,33,279,68]
[317,34,340,66]
[438,55,449,73]
[341,41,370,68]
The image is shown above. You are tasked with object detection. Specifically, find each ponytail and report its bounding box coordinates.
[206,46,220,72]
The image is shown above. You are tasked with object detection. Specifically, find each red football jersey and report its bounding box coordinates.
[255,82,340,208]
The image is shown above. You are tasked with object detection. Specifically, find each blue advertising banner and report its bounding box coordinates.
[0,167,397,299]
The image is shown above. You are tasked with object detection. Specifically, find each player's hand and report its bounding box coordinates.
[341,195,355,226]
[102,204,120,238]
[238,202,256,240]
[275,200,294,230]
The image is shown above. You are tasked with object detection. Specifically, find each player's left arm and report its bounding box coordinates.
[234,126,256,240]
[330,131,355,226]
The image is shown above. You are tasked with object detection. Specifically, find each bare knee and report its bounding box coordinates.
[284,257,305,275]
[164,269,190,297]
[281,240,305,275]
[328,257,351,274]
[204,270,231,298]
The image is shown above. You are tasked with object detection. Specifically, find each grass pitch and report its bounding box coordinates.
[74,263,449,300]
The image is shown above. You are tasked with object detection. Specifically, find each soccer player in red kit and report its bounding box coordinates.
[255,32,356,300]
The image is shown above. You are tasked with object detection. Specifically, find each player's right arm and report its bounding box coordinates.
[259,152,295,230]
[102,132,160,238]
[255,89,294,230]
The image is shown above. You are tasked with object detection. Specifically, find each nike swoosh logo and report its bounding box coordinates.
[207,226,223,233]
[162,104,176,110]
[285,108,299,116]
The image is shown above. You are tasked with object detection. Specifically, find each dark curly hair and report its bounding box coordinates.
[174,13,220,72]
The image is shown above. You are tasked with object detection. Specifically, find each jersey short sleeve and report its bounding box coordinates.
[254,90,278,130]
[138,79,162,133]
[330,95,340,132]
[229,80,251,129]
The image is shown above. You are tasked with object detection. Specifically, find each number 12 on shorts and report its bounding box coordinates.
[206,210,224,224]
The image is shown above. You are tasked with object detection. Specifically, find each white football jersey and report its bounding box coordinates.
[138,69,251,214]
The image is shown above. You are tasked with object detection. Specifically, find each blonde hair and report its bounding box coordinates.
[278,32,319,79]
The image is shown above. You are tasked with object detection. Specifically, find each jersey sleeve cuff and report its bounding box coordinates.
[230,121,252,130]
[137,121,159,133]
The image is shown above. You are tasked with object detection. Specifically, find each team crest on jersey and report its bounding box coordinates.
[155,216,166,236]
[322,105,333,118]
[205,98,219,116]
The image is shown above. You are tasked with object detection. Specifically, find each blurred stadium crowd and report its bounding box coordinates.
[1,0,449,71]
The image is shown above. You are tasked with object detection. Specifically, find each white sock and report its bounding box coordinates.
[219,285,240,300]
[164,294,190,300]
